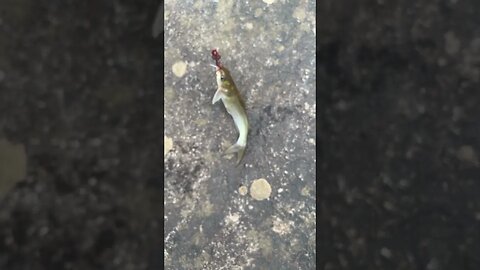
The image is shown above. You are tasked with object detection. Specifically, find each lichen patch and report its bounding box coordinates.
[250,178,272,200]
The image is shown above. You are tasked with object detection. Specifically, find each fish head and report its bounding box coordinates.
[215,67,234,92]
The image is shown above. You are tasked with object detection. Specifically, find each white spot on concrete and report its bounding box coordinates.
[250,178,272,200]
[238,185,248,196]
[272,217,292,235]
[164,136,173,156]
[225,212,240,226]
[172,61,187,77]
[293,7,306,21]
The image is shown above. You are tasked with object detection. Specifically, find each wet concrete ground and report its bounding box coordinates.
[1,0,479,270]
[164,0,316,269]
[0,1,162,269]
[319,1,480,269]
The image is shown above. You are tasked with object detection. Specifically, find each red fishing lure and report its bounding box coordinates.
[211,49,223,68]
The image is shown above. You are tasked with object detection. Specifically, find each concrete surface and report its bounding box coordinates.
[2,0,477,269]
[164,0,316,269]
[0,1,162,269]
[318,1,480,269]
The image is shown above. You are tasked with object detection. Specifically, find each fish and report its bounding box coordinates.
[211,49,249,165]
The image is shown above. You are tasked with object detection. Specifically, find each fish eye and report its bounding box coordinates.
[220,76,225,81]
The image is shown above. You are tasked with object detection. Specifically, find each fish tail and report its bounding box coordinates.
[224,143,246,166]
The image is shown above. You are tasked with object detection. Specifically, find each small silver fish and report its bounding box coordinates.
[211,51,249,165]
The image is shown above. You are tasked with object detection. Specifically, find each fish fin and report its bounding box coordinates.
[224,143,246,166]
[212,89,223,104]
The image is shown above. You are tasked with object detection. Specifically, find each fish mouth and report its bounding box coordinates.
[210,64,221,72]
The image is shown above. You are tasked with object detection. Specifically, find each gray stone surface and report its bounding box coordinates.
[0,1,162,269]
[319,0,480,269]
[164,0,316,269]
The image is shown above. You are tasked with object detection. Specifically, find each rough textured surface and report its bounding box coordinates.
[164,0,316,269]
[0,1,162,269]
[319,1,480,269]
